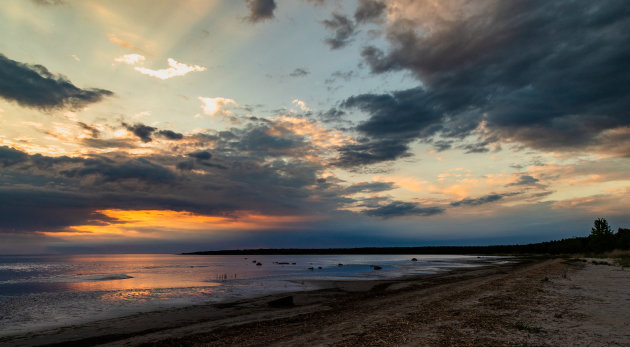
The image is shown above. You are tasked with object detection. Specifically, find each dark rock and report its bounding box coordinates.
[256,262,262,266]
[373,265,382,270]
[268,296,294,308]
[411,258,418,261]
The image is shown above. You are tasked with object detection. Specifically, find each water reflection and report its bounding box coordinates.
[62,254,243,292]
[0,253,503,337]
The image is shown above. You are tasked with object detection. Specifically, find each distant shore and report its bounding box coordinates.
[2,257,628,346]
[182,246,518,255]
[180,238,604,256]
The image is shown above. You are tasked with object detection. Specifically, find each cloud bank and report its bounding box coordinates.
[338,0,630,166]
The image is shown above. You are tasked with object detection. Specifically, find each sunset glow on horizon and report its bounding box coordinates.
[37,209,320,244]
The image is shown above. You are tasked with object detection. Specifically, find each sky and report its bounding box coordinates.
[1,0,629,254]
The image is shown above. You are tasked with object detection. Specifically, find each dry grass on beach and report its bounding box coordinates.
[3,257,629,347]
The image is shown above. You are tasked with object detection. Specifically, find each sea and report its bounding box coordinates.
[0,253,507,337]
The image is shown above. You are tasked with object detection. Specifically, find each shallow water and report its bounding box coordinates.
[0,254,505,336]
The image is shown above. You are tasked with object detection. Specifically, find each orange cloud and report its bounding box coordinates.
[40,209,316,241]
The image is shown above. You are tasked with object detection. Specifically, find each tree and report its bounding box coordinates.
[589,218,614,252]
[591,218,612,237]
[616,228,630,250]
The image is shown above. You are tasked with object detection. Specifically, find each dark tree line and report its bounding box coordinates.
[184,219,629,256]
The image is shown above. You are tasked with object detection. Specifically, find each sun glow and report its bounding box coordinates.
[40,209,315,241]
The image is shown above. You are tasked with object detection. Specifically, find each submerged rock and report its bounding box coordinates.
[373,265,382,270]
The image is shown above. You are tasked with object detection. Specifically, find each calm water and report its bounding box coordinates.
[0,254,505,336]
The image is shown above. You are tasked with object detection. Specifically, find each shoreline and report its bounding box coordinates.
[2,257,628,346]
[0,258,528,346]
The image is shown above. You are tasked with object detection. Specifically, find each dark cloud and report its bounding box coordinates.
[0,146,29,167]
[354,0,386,23]
[433,140,453,152]
[344,88,443,138]
[0,189,105,232]
[337,87,442,166]
[460,143,490,154]
[229,124,310,158]
[365,201,444,218]
[318,108,346,123]
[334,138,411,167]
[450,193,519,207]
[123,123,183,142]
[60,158,177,185]
[157,130,183,140]
[322,13,356,49]
[289,68,309,77]
[345,181,395,194]
[508,175,540,187]
[0,54,113,110]
[77,122,100,138]
[123,123,155,143]
[244,0,276,23]
[188,150,212,161]
[342,1,630,163]
[176,160,195,171]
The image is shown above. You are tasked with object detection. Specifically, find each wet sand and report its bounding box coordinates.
[2,257,629,346]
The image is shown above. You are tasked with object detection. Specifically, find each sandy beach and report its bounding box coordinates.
[2,257,629,346]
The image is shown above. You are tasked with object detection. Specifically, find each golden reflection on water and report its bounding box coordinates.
[66,274,222,292]
[62,254,228,293]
